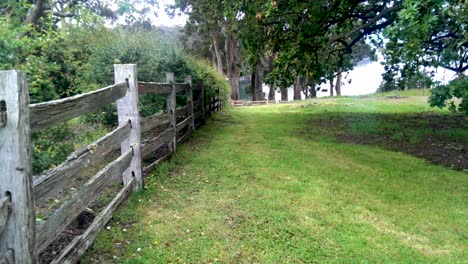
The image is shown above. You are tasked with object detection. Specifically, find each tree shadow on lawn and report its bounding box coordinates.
[303,112,468,171]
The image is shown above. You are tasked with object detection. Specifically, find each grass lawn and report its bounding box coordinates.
[84,94,467,263]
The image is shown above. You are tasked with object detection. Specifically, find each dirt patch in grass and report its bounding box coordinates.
[307,113,468,171]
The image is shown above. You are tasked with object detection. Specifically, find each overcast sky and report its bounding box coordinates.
[153,0,188,27]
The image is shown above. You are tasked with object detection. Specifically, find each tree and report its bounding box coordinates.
[381,0,467,113]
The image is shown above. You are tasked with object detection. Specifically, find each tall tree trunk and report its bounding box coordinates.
[250,70,256,101]
[210,30,224,76]
[252,62,263,101]
[335,69,342,96]
[310,83,317,98]
[304,76,309,99]
[329,77,334,96]
[293,75,301,100]
[280,87,288,101]
[268,83,275,100]
[266,54,276,101]
[210,43,218,71]
[225,32,240,100]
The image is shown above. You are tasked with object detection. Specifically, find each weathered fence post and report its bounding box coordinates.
[166,73,177,151]
[115,64,143,190]
[201,85,206,123]
[185,76,195,131]
[217,88,220,112]
[0,71,36,263]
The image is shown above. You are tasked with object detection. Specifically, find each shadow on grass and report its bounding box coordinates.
[303,112,468,171]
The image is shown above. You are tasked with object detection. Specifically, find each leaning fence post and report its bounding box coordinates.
[0,71,36,263]
[185,76,195,131]
[115,64,143,190]
[166,73,177,151]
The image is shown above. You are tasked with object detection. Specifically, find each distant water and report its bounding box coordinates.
[263,58,456,101]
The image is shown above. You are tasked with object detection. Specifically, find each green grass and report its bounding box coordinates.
[84,96,467,263]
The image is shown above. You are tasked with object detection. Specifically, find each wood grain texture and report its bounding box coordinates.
[141,128,173,158]
[166,73,177,152]
[0,100,6,128]
[201,86,206,121]
[36,150,133,253]
[33,122,131,204]
[0,196,11,236]
[115,65,143,190]
[0,70,36,263]
[138,82,172,95]
[175,83,190,93]
[176,105,189,118]
[176,115,193,133]
[50,179,135,264]
[29,82,127,132]
[185,76,195,131]
[140,112,168,133]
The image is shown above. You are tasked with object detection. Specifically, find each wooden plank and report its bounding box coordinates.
[137,82,172,95]
[195,120,202,129]
[140,112,169,133]
[234,100,268,106]
[0,196,11,235]
[115,64,143,190]
[141,128,173,158]
[201,86,206,121]
[50,178,135,264]
[143,151,172,174]
[29,82,127,132]
[0,70,36,263]
[175,83,190,93]
[0,100,6,128]
[33,122,131,204]
[36,150,133,253]
[176,105,189,118]
[177,130,192,145]
[166,73,177,152]
[185,76,195,131]
[176,115,193,133]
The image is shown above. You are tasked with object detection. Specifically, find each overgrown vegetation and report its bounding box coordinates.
[85,95,466,263]
[0,1,228,174]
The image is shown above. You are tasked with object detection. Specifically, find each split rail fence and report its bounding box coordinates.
[0,64,224,263]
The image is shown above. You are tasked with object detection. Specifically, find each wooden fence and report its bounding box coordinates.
[0,64,224,263]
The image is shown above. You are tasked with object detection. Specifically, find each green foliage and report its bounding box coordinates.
[185,56,230,101]
[381,0,467,112]
[429,78,468,114]
[32,125,74,174]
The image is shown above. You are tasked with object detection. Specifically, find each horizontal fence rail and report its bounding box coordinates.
[51,178,135,263]
[140,112,169,133]
[33,122,132,203]
[0,66,224,264]
[30,82,128,132]
[36,149,133,253]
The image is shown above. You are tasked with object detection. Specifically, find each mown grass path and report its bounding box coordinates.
[86,96,467,263]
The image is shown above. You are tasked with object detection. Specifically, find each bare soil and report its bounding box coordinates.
[307,113,468,171]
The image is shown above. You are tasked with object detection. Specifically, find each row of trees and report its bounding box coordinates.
[171,0,466,113]
[0,0,229,173]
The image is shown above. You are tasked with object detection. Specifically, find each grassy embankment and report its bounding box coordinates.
[84,92,467,263]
